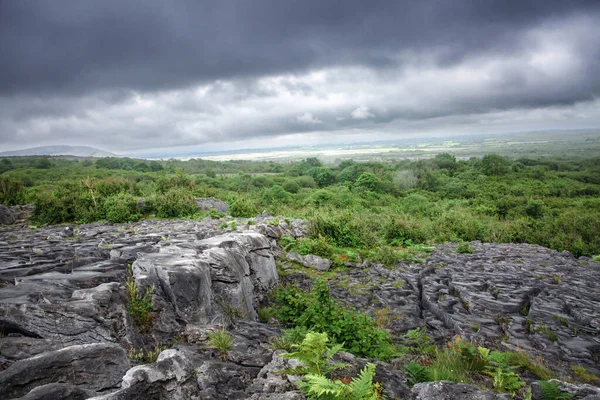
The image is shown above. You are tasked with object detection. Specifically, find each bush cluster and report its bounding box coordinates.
[271,279,398,360]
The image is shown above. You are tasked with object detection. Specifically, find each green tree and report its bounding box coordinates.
[311,167,336,188]
[433,153,457,171]
[481,154,510,176]
[354,172,381,192]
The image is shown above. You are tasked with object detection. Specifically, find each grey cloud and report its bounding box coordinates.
[1,0,599,96]
[1,0,600,153]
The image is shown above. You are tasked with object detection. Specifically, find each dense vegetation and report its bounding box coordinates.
[1,152,599,257]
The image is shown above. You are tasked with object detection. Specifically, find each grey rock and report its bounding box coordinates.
[196,360,260,399]
[412,381,511,399]
[63,226,75,237]
[17,383,95,400]
[89,348,204,400]
[0,343,130,398]
[286,252,304,264]
[302,254,332,271]
[246,350,303,395]
[530,379,600,400]
[0,204,18,225]
[195,197,229,213]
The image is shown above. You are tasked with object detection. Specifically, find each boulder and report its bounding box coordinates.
[0,343,130,398]
[88,348,204,400]
[195,198,229,213]
[302,254,332,271]
[412,381,511,399]
[0,204,18,225]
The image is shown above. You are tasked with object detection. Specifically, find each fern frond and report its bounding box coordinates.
[299,374,349,399]
[348,363,379,400]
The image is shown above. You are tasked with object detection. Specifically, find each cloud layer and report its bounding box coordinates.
[1,0,599,154]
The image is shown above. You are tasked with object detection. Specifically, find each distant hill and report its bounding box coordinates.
[0,145,119,158]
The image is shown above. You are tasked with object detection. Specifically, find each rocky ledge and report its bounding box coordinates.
[0,209,598,399]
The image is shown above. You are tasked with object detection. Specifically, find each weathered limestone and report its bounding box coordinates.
[0,217,599,399]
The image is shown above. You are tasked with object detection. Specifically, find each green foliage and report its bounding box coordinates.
[311,167,336,188]
[34,157,53,169]
[299,363,382,400]
[403,328,434,354]
[354,172,381,192]
[126,266,154,330]
[154,188,197,218]
[538,381,574,400]
[261,185,290,206]
[257,306,275,323]
[128,345,162,364]
[207,329,233,361]
[104,192,140,223]
[282,179,301,193]
[456,242,475,254]
[9,152,600,257]
[272,280,397,360]
[0,176,26,205]
[481,154,510,176]
[404,360,430,386]
[229,197,258,218]
[403,338,531,395]
[571,365,598,383]
[281,331,347,376]
[282,331,383,400]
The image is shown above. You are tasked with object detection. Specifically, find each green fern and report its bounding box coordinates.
[298,363,382,400]
[404,360,431,386]
[298,374,350,399]
[347,363,383,400]
[282,332,384,399]
[538,381,573,400]
[281,331,347,376]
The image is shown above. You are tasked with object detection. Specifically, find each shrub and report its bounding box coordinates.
[260,185,290,206]
[272,279,397,360]
[104,192,140,223]
[282,180,301,194]
[295,175,317,188]
[126,266,154,330]
[354,172,381,192]
[0,176,26,205]
[154,188,196,218]
[229,197,259,218]
[310,167,336,188]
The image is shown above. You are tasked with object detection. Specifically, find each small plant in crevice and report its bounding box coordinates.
[403,327,435,355]
[456,242,475,254]
[125,265,154,330]
[208,329,232,361]
[281,331,384,400]
[537,324,558,343]
[257,306,275,323]
[128,345,162,364]
[538,380,573,400]
[520,303,531,316]
[571,364,599,383]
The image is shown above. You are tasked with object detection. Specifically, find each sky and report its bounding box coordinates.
[1,0,600,156]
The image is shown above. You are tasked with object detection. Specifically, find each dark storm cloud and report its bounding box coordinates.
[1,0,600,153]
[1,0,598,96]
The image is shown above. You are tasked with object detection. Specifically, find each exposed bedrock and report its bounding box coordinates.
[0,216,599,399]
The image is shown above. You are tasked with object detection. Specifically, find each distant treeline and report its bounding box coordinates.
[1,153,599,257]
